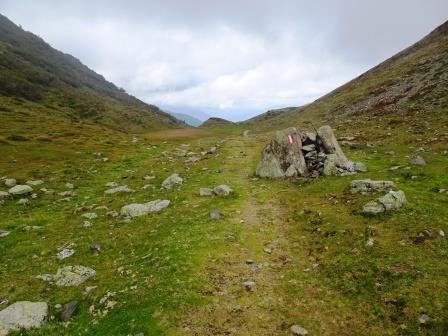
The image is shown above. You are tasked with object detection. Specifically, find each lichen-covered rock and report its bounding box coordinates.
[199,188,214,196]
[353,162,367,172]
[120,199,170,217]
[104,185,134,194]
[256,127,307,178]
[410,155,426,166]
[323,154,339,176]
[0,191,10,199]
[162,174,183,189]
[350,179,395,193]
[213,185,233,197]
[363,190,407,214]
[0,301,48,334]
[8,185,33,195]
[4,179,16,188]
[37,265,96,287]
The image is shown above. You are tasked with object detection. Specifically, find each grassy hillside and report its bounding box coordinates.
[0,14,185,133]
[200,117,235,128]
[245,20,448,130]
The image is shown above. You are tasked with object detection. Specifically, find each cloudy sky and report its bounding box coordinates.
[1,1,447,121]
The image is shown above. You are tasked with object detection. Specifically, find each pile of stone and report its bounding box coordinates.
[256,126,366,179]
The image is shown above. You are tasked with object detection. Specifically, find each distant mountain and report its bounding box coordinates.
[0,14,186,132]
[244,20,448,128]
[200,117,235,128]
[166,111,202,127]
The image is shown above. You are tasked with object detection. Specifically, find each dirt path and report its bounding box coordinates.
[174,135,296,336]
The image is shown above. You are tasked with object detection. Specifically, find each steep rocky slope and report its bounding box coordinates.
[0,14,185,132]
[245,20,448,129]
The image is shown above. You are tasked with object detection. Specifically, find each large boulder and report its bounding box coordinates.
[0,301,48,334]
[121,199,170,217]
[256,127,307,178]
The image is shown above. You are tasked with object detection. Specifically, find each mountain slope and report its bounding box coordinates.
[245,20,448,129]
[200,117,235,128]
[166,111,202,127]
[0,14,185,132]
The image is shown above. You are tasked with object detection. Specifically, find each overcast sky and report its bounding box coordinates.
[1,1,447,121]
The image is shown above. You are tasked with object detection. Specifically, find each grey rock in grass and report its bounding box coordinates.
[81,212,97,220]
[26,180,44,186]
[161,174,183,189]
[17,198,29,205]
[410,155,426,166]
[104,185,134,194]
[242,280,255,291]
[65,183,75,189]
[350,179,395,193]
[120,200,170,217]
[290,325,308,335]
[58,191,75,197]
[322,154,339,176]
[38,265,96,287]
[0,231,10,238]
[199,188,214,196]
[363,190,407,214]
[0,191,10,199]
[4,179,16,188]
[56,248,75,260]
[256,127,307,178]
[353,162,367,172]
[213,185,233,197]
[57,301,79,322]
[105,182,119,188]
[210,210,221,219]
[0,301,48,334]
[8,185,33,195]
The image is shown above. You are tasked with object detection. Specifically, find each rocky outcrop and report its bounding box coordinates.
[256,127,307,178]
[256,125,363,178]
[350,179,395,193]
[37,265,96,287]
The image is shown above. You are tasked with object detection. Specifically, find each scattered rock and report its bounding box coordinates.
[80,221,92,228]
[419,313,430,324]
[4,179,16,188]
[121,200,170,217]
[439,230,445,237]
[105,182,119,188]
[350,179,395,193]
[386,150,396,156]
[58,191,75,197]
[65,183,75,189]
[353,162,367,172]
[161,174,183,189]
[0,191,10,199]
[263,247,273,254]
[26,180,44,187]
[56,249,75,260]
[290,325,308,335]
[8,185,32,195]
[56,301,79,322]
[210,210,221,219]
[17,198,29,205]
[363,190,407,214]
[38,265,96,287]
[0,301,48,334]
[242,280,255,292]
[0,231,10,238]
[23,226,41,231]
[366,238,375,246]
[106,211,119,218]
[199,188,214,196]
[213,185,233,197]
[410,155,426,166]
[104,185,133,194]
[90,244,101,253]
[81,213,97,220]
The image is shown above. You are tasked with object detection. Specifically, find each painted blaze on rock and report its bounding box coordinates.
[256,127,307,178]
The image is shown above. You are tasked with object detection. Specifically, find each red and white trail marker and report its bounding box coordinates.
[287,134,293,144]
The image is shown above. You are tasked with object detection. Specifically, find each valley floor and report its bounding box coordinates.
[0,119,447,335]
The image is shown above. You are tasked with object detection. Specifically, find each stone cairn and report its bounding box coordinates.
[256,125,365,178]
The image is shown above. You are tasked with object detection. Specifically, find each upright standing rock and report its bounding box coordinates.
[256,127,307,178]
[317,125,353,170]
